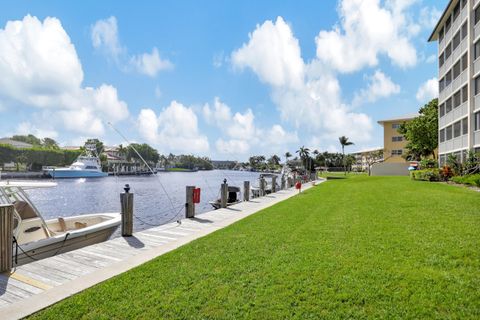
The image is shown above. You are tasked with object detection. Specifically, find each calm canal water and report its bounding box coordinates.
[25,170,264,234]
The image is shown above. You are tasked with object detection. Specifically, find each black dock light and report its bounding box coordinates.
[124,184,130,193]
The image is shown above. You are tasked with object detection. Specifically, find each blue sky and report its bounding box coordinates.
[0,0,446,160]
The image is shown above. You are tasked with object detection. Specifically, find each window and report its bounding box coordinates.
[475,111,480,131]
[446,16,451,32]
[462,117,468,135]
[475,41,480,61]
[453,2,460,21]
[461,0,466,9]
[392,123,401,129]
[440,103,445,117]
[476,76,480,95]
[462,53,468,72]
[446,70,452,86]
[454,121,461,138]
[454,90,461,108]
[439,26,444,42]
[391,150,403,156]
[392,136,403,142]
[446,125,453,140]
[440,128,445,143]
[453,60,461,79]
[445,42,452,59]
[462,85,468,103]
[439,54,444,67]
[476,6,480,25]
[446,97,452,113]
[453,31,460,50]
[439,77,445,92]
[461,22,468,40]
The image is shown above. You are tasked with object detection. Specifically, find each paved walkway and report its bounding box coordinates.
[0,180,323,319]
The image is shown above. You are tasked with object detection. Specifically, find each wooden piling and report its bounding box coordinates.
[220,181,228,208]
[259,178,266,196]
[243,181,250,201]
[0,204,14,273]
[120,185,133,237]
[186,186,195,218]
[281,175,286,190]
[271,176,277,193]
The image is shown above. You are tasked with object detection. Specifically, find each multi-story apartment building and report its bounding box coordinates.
[429,0,480,166]
[377,114,418,163]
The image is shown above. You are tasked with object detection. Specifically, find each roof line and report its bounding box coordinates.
[428,0,454,42]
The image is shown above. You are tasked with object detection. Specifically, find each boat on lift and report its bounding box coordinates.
[209,185,241,209]
[45,144,107,178]
[0,181,121,266]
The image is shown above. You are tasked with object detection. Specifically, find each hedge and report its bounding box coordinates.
[451,174,480,187]
[410,169,440,181]
[0,144,82,170]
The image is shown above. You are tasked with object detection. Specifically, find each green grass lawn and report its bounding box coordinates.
[31,176,480,319]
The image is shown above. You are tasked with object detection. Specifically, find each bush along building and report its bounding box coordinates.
[429,0,480,166]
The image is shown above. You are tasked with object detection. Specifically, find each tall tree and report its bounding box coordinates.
[83,138,104,156]
[398,98,438,160]
[11,134,42,146]
[296,146,310,172]
[339,136,354,175]
[42,138,59,149]
[284,151,292,164]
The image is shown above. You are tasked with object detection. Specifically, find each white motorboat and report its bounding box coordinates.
[45,144,107,178]
[0,181,121,266]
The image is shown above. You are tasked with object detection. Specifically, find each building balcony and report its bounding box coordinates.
[475,95,480,112]
[474,130,480,146]
[439,135,468,153]
[439,101,468,128]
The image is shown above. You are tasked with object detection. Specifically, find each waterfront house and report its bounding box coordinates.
[429,0,480,165]
[371,114,418,175]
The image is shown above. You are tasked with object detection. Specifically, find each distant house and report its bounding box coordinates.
[0,138,33,149]
[373,114,419,176]
[211,160,237,170]
[350,147,384,172]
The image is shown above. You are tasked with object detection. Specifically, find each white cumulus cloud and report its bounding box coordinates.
[137,101,210,154]
[231,17,304,89]
[92,16,172,77]
[203,97,298,157]
[353,70,400,105]
[315,0,418,73]
[231,16,373,145]
[416,78,438,102]
[0,15,129,137]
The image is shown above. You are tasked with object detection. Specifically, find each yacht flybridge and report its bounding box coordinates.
[0,181,120,266]
[45,144,107,178]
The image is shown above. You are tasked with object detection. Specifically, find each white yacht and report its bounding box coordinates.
[45,144,107,178]
[0,181,120,265]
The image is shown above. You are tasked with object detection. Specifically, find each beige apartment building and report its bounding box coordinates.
[377,114,418,163]
[429,0,480,166]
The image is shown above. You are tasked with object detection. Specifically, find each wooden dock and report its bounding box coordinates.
[0,180,322,319]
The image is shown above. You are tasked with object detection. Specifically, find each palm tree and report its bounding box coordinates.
[284,152,292,165]
[338,136,354,175]
[296,146,310,172]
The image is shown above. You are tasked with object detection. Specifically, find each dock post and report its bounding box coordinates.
[259,177,266,196]
[243,181,250,201]
[186,186,195,218]
[281,175,286,190]
[271,176,277,193]
[0,204,14,273]
[121,184,134,237]
[220,179,228,208]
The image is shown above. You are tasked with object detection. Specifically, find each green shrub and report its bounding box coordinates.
[451,174,480,187]
[419,158,437,169]
[410,169,440,181]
